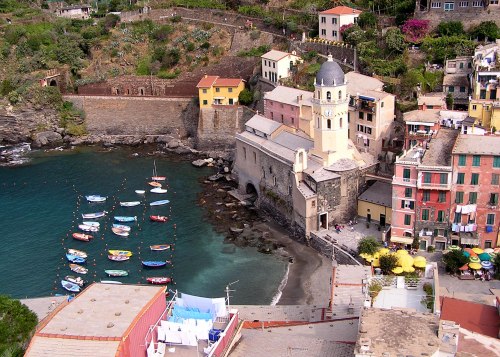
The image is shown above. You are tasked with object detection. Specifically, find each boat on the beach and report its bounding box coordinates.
[100,280,123,284]
[65,275,85,287]
[114,216,137,222]
[135,190,146,194]
[150,244,171,251]
[82,211,107,219]
[148,181,162,188]
[108,250,133,257]
[78,224,99,232]
[69,264,88,274]
[85,195,107,203]
[150,187,167,194]
[108,255,130,262]
[105,270,128,277]
[112,224,131,232]
[61,280,81,292]
[146,277,171,285]
[142,260,170,268]
[120,201,141,207]
[72,233,93,242]
[150,199,170,206]
[82,221,100,228]
[150,215,168,222]
[111,227,130,237]
[68,249,87,259]
[66,253,86,264]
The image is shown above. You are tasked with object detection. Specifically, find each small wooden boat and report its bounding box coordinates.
[78,224,99,232]
[114,216,137,222]
[135,190,146,194]
[150,200,170,206]
[100,280,123,284]
[148,181,162,188]
[69,264,88,274]
[150,244,171,251]
[82,211,107,219]
[68,249,87,259]
[142,260,170,268]
[108,250,133,257]
[150,215,168,222]
[112,227,130,237]
[112,224,131,232]
[82,221,100,228]
[150,187,167,194]
[108,255,130,262]
[61,280,81,292]
[65,275,85,287]
[146,277,172,285]
[85,195,107,203]
[152,176,166,181]
[105,270,129,277]
[120,201,141,207]
[72,233,93,242]
[66,253,86,264]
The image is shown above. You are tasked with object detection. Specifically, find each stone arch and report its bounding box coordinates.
[49,79,57,87]
[139,87,145,96]
[246,182,258,196]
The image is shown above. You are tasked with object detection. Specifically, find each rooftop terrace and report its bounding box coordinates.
[420,128,458,167]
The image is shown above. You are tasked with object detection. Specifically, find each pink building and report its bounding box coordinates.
[263,86,313,128]
[403,108,441,149]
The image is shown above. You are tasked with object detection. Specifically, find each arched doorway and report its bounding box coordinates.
[245,182,258,203]
[49,79,57,87]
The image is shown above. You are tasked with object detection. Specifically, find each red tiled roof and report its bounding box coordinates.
[214,78,243,87]
[440,297,500,338]
[320,6,362,15]
[196,75,218,88]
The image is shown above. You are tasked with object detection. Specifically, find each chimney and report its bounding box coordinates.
[422,103,427,111]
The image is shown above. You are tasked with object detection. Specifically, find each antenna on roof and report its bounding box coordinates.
[225,280,239,312]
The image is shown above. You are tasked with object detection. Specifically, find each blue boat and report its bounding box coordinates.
[150,200,170,206]
[142,260,170,268]
[61,280,81,293]
[114,216,137,222]
[66,253,86,264]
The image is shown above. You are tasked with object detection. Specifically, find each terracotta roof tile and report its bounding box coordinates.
[196,75,218,88]
[320,6,362,15]
[440,297,500,338]
[214,78,243,87]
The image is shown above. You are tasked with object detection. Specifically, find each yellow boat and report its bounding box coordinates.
[108,250,133,257]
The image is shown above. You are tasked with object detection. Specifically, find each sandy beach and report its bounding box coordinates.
[252,221,333,306]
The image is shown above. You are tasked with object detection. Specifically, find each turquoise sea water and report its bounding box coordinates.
[0,147,287,304]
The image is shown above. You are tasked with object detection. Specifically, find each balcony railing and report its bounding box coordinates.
[417,180,451,190]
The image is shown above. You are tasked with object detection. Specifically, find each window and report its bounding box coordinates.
[367,114,373,122]
[272,62,275,68]
[359,112,364,119]
[457,172,465,184]
[311,200,316,208]
[490,193,499,205]
[455,191,464,203]
[405,188,412,198]
[440,173,447,184]
[338,90,342,99]
[494,156,500,168]
[471,173,479,185]
[448,86,455,92]
[404,214,411,225]
[229,98,234,105]
[460,86,466,92]
[444,2,455,10]
[357,124,364,132]
[437,210,444,222]
[264,71,267,78]
[472,1,483,6]
[327,119,331,129]
[202,89,207,94]
[332,18,337,24]
[454,212,461,224]
[459,1,469,6]
[431,2,441,7]
[253,151,256,164]
[242,147,247,160]
[480,90,486,99]
[365,127,372,135]
[458,154,466,166]
[487,213,495,225]
[228,88,233,93]
[354,17,358,24]
[422,209,429,221]
[401,200,415,209]
[485,241,492,249]
[469,192,477,204]
[291,117,294,124]
[332,30,337,37]
[472,104,477,110]
[280,114,284,123]
[321,16,326,23]
[438,191,446,203]
[215,87,220,93]
[423,172,431,184]
[492,173,499,185]
[422,190,430,202]
[381,102,384,108]
[202,100,208,105]
[321,29,326,36]
[326,91,331,100]
[459,62,464,69]
[472,155,481,166]
[403,168,411,181]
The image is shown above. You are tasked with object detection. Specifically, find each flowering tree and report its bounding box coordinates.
[340,23,354,36]
[401,19,430,43]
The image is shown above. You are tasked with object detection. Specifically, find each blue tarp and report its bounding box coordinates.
[172,306,213,320]
[359,95,375,102]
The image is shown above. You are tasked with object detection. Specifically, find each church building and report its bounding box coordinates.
[234,56,377,238]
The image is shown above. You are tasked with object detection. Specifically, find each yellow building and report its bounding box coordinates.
[357,181,392,227]
[469,100,500,130]
[196,75,245,109]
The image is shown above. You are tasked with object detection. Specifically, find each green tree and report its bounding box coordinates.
[493,253,500,279]
[238,88,253,105]
[442,250,468,275]
[357,236,382,256]
[384,28,406,53]
[469,21,499,41]
[342,25,366,46]
[379,254,398,275]
[446,93,454,109]
[358,12,377,29]
[0,295,38,356]
[437,21,464,36]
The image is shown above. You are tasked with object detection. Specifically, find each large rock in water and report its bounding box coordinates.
[32,131,63,148]
[192,159,208,167]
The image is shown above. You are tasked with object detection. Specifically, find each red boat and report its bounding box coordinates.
[146,277,172,285]
[150,215,168,222]
[72,233,93,242]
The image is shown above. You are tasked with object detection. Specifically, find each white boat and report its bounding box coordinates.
[150,200,170,206]
[135,190,146,194]
[78,224,99,232]
[150,187,167,194]
[82,211,107,219]
[100,280,123,284]
[120,201,141,207]
[68,249,88,259]
[82,221,100,227]
[85,195,107,203]
[112,224,131,232]
[112,227,130,237]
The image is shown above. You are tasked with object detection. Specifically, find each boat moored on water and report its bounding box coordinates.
[120,201,141,207]
[148,181,162,188]
[61,280,81,292]
[150,200,170,206]
[108,255,130,262]
[150,215,168,222]
[72,233,93,242]
[150,187,167,194]
[69,264,88,274]
[68,249,87,259]
[114,216,137,223]
[112,224,131,232]
[82,211,107,219]
[142,260,170,268]
[78,224,99,232]
[100,280,123,284]
[66,253,86,264]
[146,277,171,285]
[150,244,171,251]
[111,227,130,237]
[104,270,129,277]
[108,250,133,257]
[65,275,85,287]
[135,190,145,194]
[82,221,100,228]
[85,195,107,203]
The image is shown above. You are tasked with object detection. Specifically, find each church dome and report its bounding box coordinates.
[315,54,345,87]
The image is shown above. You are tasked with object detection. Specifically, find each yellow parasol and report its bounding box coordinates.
[372,258,380,268]
[392,267,404,274]
[403,266,415,273]
[469,262,482,270]
[399,254,414,268]
[472,248,484,254]
[378,248,390,256]
[396,249,409,256]
[413,256,426,261]
[414,260,427,268]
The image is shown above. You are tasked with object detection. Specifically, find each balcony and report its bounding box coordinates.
[392,177,417,186]
[407,130,432,140]
[417,180,451,190]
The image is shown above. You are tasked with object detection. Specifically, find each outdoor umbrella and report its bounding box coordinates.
[489,253,496,260]
[458,263,469,271]
[448,245,460,251]
[469,262,482,270]
[472,248,484,254]
[481,261,493,269]
[414,260,427,268]
[396,249,409,256]
[403,266,415,273]
[469,256,480,263]
[392,267,404,274]
[414,256,426,261]
[399,254,414,268]
[494,247,500,254]
[464,248,477,257]
[478,253,491,261]
[484,248,494,254]
[378,248,390,256]
[462,251,470,258]
[372,258,380,268]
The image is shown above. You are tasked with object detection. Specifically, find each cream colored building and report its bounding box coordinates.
[357,181,392,226]
[261,50,302,84]
[319,6,362,42]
